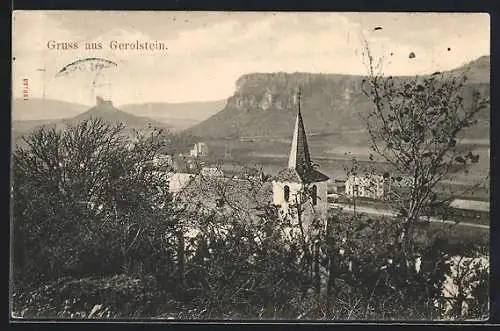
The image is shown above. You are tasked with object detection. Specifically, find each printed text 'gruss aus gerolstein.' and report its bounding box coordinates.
[46,40,168,51]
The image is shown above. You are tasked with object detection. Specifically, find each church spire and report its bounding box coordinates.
[288,88,312,171]
[274,87,329,184]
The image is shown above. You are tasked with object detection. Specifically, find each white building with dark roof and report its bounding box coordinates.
[190,142,209,158]
[168,173,196,195]
[153,154,173,168]
[200,166,224,178]
[449,199,489,213]
[447,198,490,222]
[345,174,390,199]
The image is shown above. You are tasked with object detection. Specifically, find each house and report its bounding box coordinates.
[344,171,416,200]
[174,175,273,222]
[169,162,270,222]
[271,98,329,223]
[173,156,199,174]
[153,154,173,168]
[345,173,390,199]
[190,142,209,158]
[447,199,490,222]
[168,173,196,195]
[200,166,224,178]
[219,164,260,180]
[331,179,346,194]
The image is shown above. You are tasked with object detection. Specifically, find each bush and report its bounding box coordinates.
[12,274,176,318]
[11,119,488,320]
[180,212,307,319]
[323,213,450,319]
[12,119,179,289]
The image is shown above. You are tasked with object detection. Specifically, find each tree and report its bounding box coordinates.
[11,118,178,288]
[360,45,489,259]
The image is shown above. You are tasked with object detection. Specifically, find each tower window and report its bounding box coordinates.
[312,185,317,206]
[284,185,290,202]
[353,185,359,196]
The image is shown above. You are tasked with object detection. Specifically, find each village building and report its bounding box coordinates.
[174,175,272,221]
[344,171,414,200]
[200,166,224,178]
[172,156,199,174]
[447,199,490,222]
[168,173,196,195]
[190,142,209,158]
[345,174,391,200]
[153,154,173,168]
[219,163,261,180]
[331,179,347,194]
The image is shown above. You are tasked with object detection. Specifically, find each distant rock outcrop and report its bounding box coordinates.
[68,96,167,132]
[188,72,369,140]
[95,96,113,108]
[12,96,169,141]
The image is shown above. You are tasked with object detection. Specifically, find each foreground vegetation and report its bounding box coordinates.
[11,48,490,320]
[11,119,489,320]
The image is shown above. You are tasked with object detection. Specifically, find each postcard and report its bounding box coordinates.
[11,11,490,321]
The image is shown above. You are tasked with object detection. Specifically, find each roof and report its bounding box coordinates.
[276,95,329,184]
[274,167,329,184]
[200,167,224,177]
[449,199,490,212]
[175,176,273,221]
[288,107,312,170]
[168,173,196,193]
[173,156,199,174]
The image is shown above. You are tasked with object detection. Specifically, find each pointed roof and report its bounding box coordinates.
[275,89,329,184]
[288,107,312,170]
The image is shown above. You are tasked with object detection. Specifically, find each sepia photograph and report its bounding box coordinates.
[10,11,490,321]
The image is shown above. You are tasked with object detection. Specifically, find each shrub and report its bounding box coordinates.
[12,274,176,318]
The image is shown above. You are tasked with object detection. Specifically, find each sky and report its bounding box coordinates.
[12,11,490,105]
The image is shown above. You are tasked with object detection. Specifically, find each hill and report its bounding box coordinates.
[68,97,167,131]
[451,55,490,84]
[119,100,226,130]
[187,56,490,144]
[12,99,89,121]
[12,97,170,147]
[12,98,227,135]
[185,56,489,187]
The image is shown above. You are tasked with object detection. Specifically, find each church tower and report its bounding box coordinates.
[272,89,330,224]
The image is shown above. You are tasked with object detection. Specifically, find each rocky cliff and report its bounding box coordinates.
[189,73,371,140]
[187,56,490,143]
